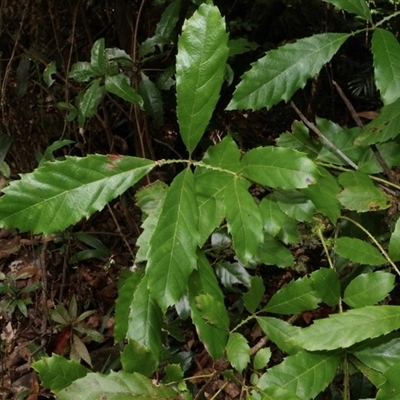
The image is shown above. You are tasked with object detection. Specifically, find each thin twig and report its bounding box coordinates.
[290,101,358,169]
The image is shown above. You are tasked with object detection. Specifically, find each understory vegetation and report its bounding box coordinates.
[2,0,400,399]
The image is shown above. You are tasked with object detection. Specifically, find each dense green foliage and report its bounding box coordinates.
[2,0,400,398]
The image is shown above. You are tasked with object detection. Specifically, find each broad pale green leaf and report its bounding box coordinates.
[90,38,106,74]
[377,362,400,399]
[228,38,259,57]
[253,348,272,370]
[201,135,241,171]
[224,177,263,264]
[351,356,387,388]
[259,197,289,237]
[135,181,169,262]
[188,253,228,359]
[338,171,393,212]
[127,275,163,360]
[105,74,144,106]
[334,237,386,266]
[257,351,341,400]
[32,355,89,392]
[324,0,372,21]
[226,332,250,373]
[359,141,400,174]
[289,305,400,351]
[389,217,400,262]
[372,29,400,105]
[353,332,400,373]
[78,79,105,125]
[310,268,340,307]
[343,271,395,308]
[263,275,321,314]
[272,190,316,222]
[0,155,154,235]
[57,371,178,400]
[355,97,400,146]
[256,234,294,268]
[69,61,97,82]
[147,169,199,311]
[249,387,303,400]
[302,166,341,223]
[227,33,349,111]
[243,276,265,313]
[121,340,158,377]
[195,293,230,331]
[139,72,164,127]
[176,3,229,154]
[241,147,319,189]
[155,0,181,39]
[114,270,145,341]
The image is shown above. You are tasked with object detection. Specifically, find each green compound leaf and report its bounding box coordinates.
[256,234,294,268]
[227,33,349,111]
[243,276,265,314]
[372,28,400,105]
[241,147,319,189]
[323,0,372,21]
[310,268,340,307]
[121,340,158,377]
[257,351,341,400]
[263,275,321,314]
[289,305,400,351]
[355,97,400,146]
[105,73,143,106]
[226,332,250,373]
[57,371,178,400]
[176,3,229,154]
[343,271,395,308]
[334,237,387,266]
[376,362,400,400]
[224,177,263,264]
[147,168,200,311]
[195,293,230,331]
[32,355,90,393]
[389,217,400,262]
[253,348,272,370]
[0,155,155,235]
[338,171,393,212]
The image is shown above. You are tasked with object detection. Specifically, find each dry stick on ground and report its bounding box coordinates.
[332,80,398,185]
[290,101,358,169]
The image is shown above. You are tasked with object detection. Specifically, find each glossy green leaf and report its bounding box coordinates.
[289,305,400,351]
[343,271,395,308]
[372,28,400,105]
[263,275,321,314]
[228,38,259,57]
[43,61,56,87]
[215,261,250,289]
[163,364,184,384]
[188,253,228,359]
[126,274,163,360]
[226,332,250,373]
[227,33,349,111]
[253,348,272,370]
[139,72,164,127]
[105,74,144,106]
[272,190,316,222]
[78,79,104,123]
[353,332,400,373]
[334,237,386,266]
[323,0,372,21]
[195,293,230,331]
[376,362,400,399]
[355,97,400,146]
[259,197,289,237]
[0,155,154,235]
[224,177,263,264]
[359,141,400,174]
[302,166,341,223]
[389,217,400,262]
[121,340,158,377]
[135,181,169,262]
[32,355,89,392]
[249,387,303,400]
[155,0,181,39]
[256,234,294,268]
[338,171,393,212]
[90,38,106,74]
[69,61,97,82]
[147,169,199,311]
[57,371,178,400]
[114,270,145,342]
[310,268,340,307]
[176,3,229,154]
[241,147,319,189]
[257,351,341,400]
[243,276,265,313]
